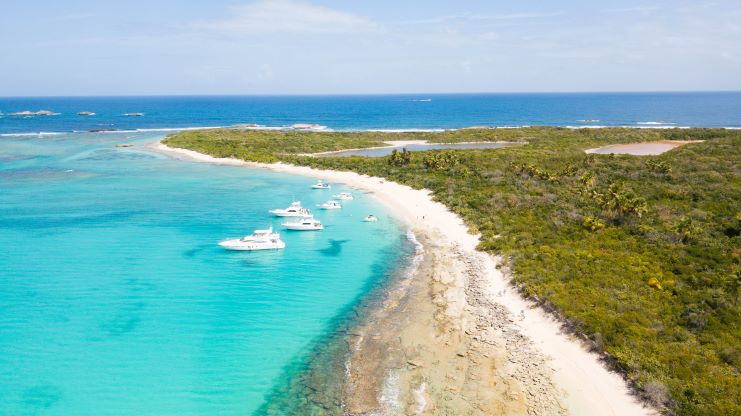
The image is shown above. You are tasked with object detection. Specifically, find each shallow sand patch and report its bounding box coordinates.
[585,140,702,155]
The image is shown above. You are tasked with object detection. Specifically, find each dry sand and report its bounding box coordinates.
[150,141,658,416]
[585,140,702,155]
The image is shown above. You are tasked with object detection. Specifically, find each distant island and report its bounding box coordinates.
[160,126,740,416]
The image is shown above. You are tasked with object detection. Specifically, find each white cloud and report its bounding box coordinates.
[197,0,381,34]
[605,6,660,14]
[479,32,499,41]
[396,11,562,26]
[258,63,274,80]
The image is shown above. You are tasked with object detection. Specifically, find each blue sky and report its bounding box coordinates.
[1,0,740,95]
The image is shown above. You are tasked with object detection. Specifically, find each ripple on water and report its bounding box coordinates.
[0,154,36,162]
[67,148,162,162]
[0,210,146,230]
[101,301,146,337]
[22,385,62,410]
[0,168,98,183]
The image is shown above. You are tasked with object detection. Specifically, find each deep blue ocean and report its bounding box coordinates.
[1,92,741,135]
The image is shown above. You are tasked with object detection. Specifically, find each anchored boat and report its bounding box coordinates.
[318,200,342,210]
[311,180,331,189]
[282,217,324,231]
[332,192,353,200]
[269,201,311,217]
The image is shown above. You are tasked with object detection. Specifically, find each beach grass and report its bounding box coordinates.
[164,127,740,416]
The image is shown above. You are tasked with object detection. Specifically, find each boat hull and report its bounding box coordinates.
[283,225,324,231]
[218,240,286,251]
[269,210,307,217]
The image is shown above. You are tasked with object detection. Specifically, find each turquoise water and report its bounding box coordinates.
[0,132,412,415]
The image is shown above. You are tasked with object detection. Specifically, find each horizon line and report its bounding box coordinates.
[1,90,740,99]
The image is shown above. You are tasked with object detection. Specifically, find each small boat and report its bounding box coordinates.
[282,217,324,231]
[311,180,331,189]
[218,227,285,251]
[332,192,353,200]
[363,215,378,222]
[269,201,311,217]
[78,111,96,116]
[124,112,144,117]
[318,200,342,210]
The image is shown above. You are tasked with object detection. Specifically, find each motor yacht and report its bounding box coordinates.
[282,217,324,231]
[311,180,331,189]
[318,200,342,210]
[332,192,353,200]
[269,201,311,217]
[363,214,379,222]
[218,227,285,251]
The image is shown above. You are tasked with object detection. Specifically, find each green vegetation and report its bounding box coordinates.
[164,127,740,415]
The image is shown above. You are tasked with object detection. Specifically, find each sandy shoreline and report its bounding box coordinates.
[149,141,657,415]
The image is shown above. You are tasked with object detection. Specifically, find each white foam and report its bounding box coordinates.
[0,132,64,137]
[95,126,225,134]
[9,110,60,116]
[566,125,691,130]
[636,121,675,125]
[412,382,428,415]
[367,128,446,133]
[377,370,403,415]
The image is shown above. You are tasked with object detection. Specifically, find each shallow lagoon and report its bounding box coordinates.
[320,141,521,157]
[0,131,412,415]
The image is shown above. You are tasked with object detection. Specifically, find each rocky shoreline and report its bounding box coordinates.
[339,231,567,415]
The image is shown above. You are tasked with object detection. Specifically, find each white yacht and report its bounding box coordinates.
[282,217,324,231]
[218,227,285,251]
[311,180,331,189]
[332,192,353,200]
[269,201,311,217]
[363,214,379,222]
[318,200,342,210]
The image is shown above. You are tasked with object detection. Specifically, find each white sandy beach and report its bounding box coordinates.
[151,141,657,416]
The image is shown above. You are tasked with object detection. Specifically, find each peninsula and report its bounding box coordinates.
[158,126,740,416]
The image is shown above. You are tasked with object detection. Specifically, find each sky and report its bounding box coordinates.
[1,0,740,96]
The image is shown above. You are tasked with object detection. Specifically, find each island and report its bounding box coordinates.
[157,126,740,416]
